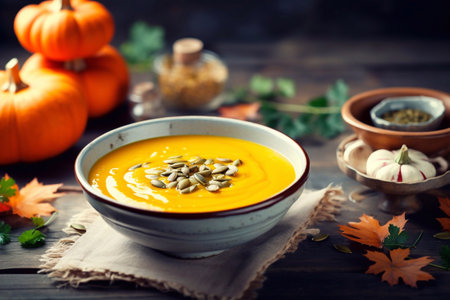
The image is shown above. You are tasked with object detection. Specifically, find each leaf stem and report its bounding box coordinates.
[429,263,449,271]
[269,102,341,114]
[411,230,424,248]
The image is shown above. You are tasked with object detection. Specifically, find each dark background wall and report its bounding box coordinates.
[1,0,450,48]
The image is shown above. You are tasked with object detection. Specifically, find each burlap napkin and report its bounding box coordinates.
[40,186,344,300]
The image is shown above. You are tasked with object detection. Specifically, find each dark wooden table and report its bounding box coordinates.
[1,38,450,299]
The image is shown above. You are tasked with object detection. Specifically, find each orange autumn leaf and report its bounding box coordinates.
[218,102,260,120]
[8,178,64,218]
[364,248,434,287]
[436,196,450,231]
[339,213,407,248]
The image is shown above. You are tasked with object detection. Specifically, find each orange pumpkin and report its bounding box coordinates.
[0,58,87,164]
[23,45,129,118]
[14,0,114,61]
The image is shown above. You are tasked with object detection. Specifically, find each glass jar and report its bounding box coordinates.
[128,81,165,121]
[153,38,228,111]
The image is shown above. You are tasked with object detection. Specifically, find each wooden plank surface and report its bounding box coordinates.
[1,39,450,299]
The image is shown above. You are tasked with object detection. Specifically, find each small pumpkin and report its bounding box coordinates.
[366,144,436,183]
[22,45,129,118]
[0,58,87,164]
[14,0,114,61]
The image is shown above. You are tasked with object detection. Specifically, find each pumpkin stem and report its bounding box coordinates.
[1,58,28,94]
[54,0,73,11]
[395,144,411,165]
[64,59,86,72]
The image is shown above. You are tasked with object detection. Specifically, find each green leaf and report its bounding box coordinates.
[0,176,16,203]
[31,217,45,229]
[120,21,165,67]
[383,224,409,250]
[276,78,296,98]
[325,79,349,106]
[250,75,274,98]
[440,245,450,270]
[0,221,11,245]
[18,229,46,248]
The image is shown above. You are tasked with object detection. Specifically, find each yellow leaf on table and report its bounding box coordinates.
[437,196,450,231]
[8,178,64,218]
[339,213,407,248]
[364,248,434,287]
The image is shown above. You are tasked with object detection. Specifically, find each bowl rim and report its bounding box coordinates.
[342,87,450,137]
[75,116,310,220]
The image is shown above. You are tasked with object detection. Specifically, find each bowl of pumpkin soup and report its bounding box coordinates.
[75,116,309,258]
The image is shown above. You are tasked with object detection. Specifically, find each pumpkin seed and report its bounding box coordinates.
[189,184,198,192]
[311,233,329,242]
[191,158,206,165]
[176,176,185,182]
[208,180,222,186]
[70,223,86,232]
[205,158,214,164]
[142,162,151,167]
[232,159,242,166]
[206,185,220,192]
[145,168,164,175]
[145,174,160,180]
[189,176,199,185]
[333,244,352,254]
[168,172,178,182]
[177,179,190,190]
[217,158,232,163]
[170,162,186,169]
[164,159,186,164]
[213,177,231,182]
[194,173,207,185]
[212,165,228,174]
[167,181,178,189]
[225,165,238,176]
[189,165,199,173]
[128,163,142,171]
[180,186,192,194]
[197,170,212,177]
[199,165,211,172]
[214,163,225,168]
[151,179,166,188]
[160,170,173,177]
[433,232,450,240]
[168,155,183,159]
[219,181,231,187]
[212,174,226,180]
[181,166,190,175]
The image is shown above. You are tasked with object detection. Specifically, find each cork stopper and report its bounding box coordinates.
[173,38,203,65]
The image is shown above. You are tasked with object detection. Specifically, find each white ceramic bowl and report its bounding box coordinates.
[370,96,445,131]
[75,116,309,258]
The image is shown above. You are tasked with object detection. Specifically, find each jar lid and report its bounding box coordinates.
[173,38,203,64]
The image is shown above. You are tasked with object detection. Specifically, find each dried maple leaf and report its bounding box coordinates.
[8,178,64,218]
[364,248,434,287]
[339,213,407,248]
[436,196,450,231]
[218,102,260,120]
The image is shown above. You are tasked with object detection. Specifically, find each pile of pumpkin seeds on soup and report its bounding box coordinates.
[129,156,242,194]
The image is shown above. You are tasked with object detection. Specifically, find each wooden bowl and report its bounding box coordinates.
[341,87,450,157]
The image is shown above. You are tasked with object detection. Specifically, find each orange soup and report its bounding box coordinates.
[89,135,295,213]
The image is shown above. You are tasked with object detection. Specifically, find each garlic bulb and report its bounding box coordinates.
[366,144,436,183]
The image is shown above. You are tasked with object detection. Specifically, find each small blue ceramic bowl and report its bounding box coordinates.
[370,96,445,132]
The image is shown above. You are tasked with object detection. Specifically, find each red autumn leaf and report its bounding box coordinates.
[364,248,434,287]
[218,102,260,120]
[8,178,64,218]
[339,213,407,248]
[436,196,450,231]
